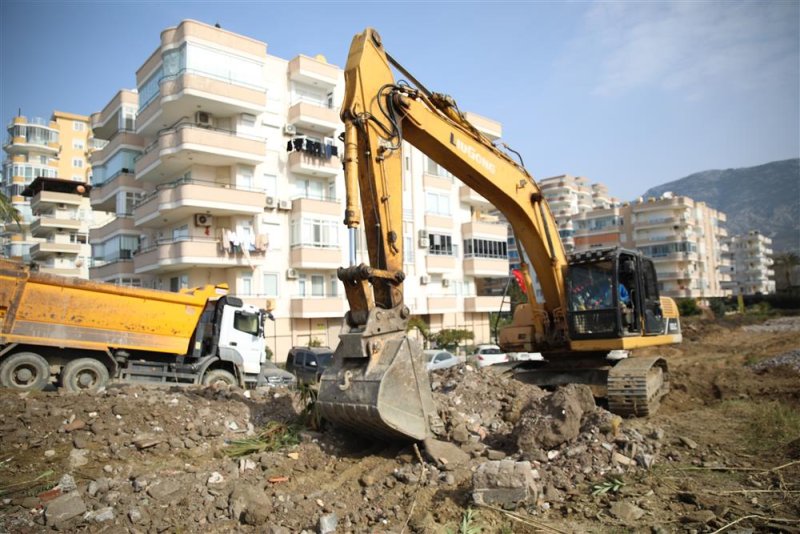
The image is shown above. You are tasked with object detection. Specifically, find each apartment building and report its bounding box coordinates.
[2,112,94,276]
[539,174,618,252]
[88,20,509,362]
[573,192,731,299]
[721,231,775,295]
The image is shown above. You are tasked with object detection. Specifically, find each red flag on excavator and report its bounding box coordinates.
[512,269,527,293]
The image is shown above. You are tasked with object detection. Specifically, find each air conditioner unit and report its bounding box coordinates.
[195,111,212,127]
[194,213,213,227]
[284,124,297,135]
[265,196,277,208]
[417,229,428,239]
[441,278,451,288]
[419,275,430,285]
[286,268,299,279]
[278,199,292,210]
[418,237,428,248]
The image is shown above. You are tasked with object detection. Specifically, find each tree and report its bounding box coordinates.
[773,251,800,292]
[0,192,20,230]
[406,316,431,348]
[430,329,474,352]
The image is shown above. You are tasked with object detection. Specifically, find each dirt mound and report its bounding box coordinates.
[515,384,596,450]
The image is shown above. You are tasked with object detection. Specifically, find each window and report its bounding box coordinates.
[72,158,84,168]
[240,274,252,296]
[72,121,85,131]
[464,238,507,259]
[329,274,339,297]
[234,311,259,336]
[425,191,451,216]
[172,225,189,241]
[291,218,339,248]
[169,274,189,292]
[263,273,278,296]
[311,275,325,297]
[264,174,277,197]
[73,140,84,150]
[39,155,48,164]
[428,233,454,256]
[72,175,82,182]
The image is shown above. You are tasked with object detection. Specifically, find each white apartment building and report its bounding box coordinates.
[721,231,775,295]
[2,112,95,276]
[88,20,509,362]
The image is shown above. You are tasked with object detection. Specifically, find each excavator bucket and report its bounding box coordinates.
[317,326,438,442]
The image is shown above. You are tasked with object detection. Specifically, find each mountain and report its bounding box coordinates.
[641,159,800,253]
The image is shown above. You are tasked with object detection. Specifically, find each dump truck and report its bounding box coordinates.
[0,259,285,392]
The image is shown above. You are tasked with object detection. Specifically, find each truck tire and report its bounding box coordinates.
[61,358,109,393]
[0,352,50,391]
[203,369,237,387]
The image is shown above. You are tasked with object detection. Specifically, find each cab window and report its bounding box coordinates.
[233,311,259,335]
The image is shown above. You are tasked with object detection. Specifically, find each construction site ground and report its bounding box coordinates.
[1,313,798,533]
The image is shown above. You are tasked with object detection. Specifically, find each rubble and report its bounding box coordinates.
[472,460,540,507]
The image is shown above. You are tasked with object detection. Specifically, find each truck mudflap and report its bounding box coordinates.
[317,328,440,442]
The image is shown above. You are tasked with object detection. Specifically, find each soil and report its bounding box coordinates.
[1,314,798,533]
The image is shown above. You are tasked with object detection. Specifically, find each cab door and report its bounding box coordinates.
[218,307,264,374]
[642,259,666,335]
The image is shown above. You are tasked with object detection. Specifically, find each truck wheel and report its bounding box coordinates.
[0,352,50,391]
[61,358,109,393]
[203,369,237,387]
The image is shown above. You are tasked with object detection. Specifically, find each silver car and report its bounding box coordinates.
[424,350,464,372]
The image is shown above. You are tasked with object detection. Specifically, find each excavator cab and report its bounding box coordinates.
[566,248,664,340]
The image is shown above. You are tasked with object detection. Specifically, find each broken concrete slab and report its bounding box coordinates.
[472,460,540,508]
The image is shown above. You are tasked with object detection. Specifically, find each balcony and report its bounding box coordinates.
[290,297,345,318]
[458,185,493,209]
[463,257,510,277]
[289,246,342,269]
[135,123,266,181]
[424,214,454,230]
[464,296,509,313]
[291,197,341,217]
[89,216,136,243]
[90,170,139,212]
[133,237,260,273]
[30,241,82,258]
[136,71,267,136]
[288,55,339,89]
[651,252,699,263]
[427,296,457,313]
[133,178,265,227]
[425,254,457,273]
[287,102,340,133]
[4,136,59,155]
[30,191,84,211]
[423,174,452,191]
[30,217,82,237]
[288,150,341,178]
[656,270,693,281]
[91,89,139,140]
[461,220,508,240]
[90,131,144,166]
[89,259,136,281]
[39,266,82,277]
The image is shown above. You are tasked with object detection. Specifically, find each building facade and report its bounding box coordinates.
[572,192,731,299]
[721,231,775,295]
[2,112,94,276]
[88,20,509,362]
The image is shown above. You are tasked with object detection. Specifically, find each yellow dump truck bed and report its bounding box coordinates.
[0,259,224,355]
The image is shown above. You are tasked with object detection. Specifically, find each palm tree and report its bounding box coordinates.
[0,191,20,229]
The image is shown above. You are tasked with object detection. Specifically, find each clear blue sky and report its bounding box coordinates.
[2,1,798,200]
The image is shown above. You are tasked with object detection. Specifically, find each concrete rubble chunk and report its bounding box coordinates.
[423,438,470,467]
[229,484,273,526]
[84,506,115,522]
[683,509,716,524]
[679,436,698,450]
[515,384,596,451]
[147,478,182,501]
[318,512,338,533]
[45,493,86,525]
[472,460,540,508]
[610,501,646,523]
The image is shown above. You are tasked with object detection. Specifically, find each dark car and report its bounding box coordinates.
[256,360,297,389]
[285,346,334,385]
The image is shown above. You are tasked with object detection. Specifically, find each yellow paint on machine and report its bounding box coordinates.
[0,259,224,355]
[570,334,682,352]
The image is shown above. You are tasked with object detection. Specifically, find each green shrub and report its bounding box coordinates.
[676,298,701,316]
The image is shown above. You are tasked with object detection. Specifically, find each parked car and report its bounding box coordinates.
[472,344,509,368]
[285,346,334,385]
[257,360,297,388]
[424,349,464,372]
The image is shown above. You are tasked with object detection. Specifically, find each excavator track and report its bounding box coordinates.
[607,356,669,417]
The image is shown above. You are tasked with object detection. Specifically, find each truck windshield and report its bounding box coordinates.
[234,311,260,336]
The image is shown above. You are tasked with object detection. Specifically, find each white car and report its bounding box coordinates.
[472,344,509,368]
[424,350,464,372]
[507,351,544,362]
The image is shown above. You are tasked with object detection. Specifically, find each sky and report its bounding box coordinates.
[1,1,798,201]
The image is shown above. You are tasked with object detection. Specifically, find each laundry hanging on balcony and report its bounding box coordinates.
[286,137,338,159]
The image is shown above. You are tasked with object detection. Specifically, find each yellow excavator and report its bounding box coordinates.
[317,28,682,441]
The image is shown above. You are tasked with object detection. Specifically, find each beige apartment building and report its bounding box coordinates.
[2,112,94,276]
[721,231,775,295]
[573,192,731,298]
[88,20,509,362]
